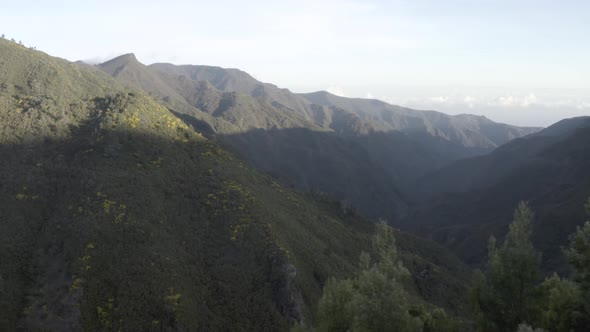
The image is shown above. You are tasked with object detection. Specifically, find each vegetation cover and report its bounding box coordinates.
[0,37,471,331]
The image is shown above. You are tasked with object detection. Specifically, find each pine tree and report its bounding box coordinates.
[564,198,590,323]
[535,273,583,331]
[317,223,417,331]
[316,223,456,332]
[565,200,590,289]
[474,202,541,331]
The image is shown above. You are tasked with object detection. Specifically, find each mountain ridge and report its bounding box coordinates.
[95,54,540,221]
[300,90,540,148]
[146,59,541,145]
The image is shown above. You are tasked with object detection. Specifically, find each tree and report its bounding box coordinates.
[535,274,583,331]
[565,200,590,291]
[316,223,456,332]
[564,198,590,323]
[474,202,541,331]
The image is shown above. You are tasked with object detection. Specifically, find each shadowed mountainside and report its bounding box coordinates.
[412,116,590,198]
[402,117,590,271]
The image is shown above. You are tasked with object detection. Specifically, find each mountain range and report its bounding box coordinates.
[0,36,473,331]
[96,53,539,221]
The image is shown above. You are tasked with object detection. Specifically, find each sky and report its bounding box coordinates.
[2,0,589,126]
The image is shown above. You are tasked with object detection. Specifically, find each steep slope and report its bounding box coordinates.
[0,38,472,330]
[149,63,317,122]
[150,69,323,134]
[100,57,320,135]
[98,53,224,135]
[99,54,186,105]
[220,128,409,219]
[402,118,590,270]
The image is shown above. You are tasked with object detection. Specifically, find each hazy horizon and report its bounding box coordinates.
[3,0,589,126]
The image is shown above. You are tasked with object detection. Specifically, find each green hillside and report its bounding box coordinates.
[0,38,471,331]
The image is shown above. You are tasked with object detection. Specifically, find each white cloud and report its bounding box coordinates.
[522,93,537,107]
[490,93,538,107]
[327,86,347,97]
[429,96,449,103]
[464,96,476,108]
[495,95,516,107]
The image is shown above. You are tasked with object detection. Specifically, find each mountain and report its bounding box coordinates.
[97,55,538,222]
[100,55,321,135]
[301,91,538,149]
[0,37,472,330]
[149,63,318,123]
[402,117,590,270]
[147,62,539,148]
[412,116,590,198]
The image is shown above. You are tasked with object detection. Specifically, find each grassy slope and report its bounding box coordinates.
[0,38,472,330]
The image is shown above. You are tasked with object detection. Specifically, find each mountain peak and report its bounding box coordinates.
[119,52,137,60]
[100,53,139,67]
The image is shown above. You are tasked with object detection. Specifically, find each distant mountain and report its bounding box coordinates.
[402,117,590,270]
[98,55,538,222]
[0,37,472,330]
[412,116,590,198]
[147,62,539,147]
[301,91,538,148]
